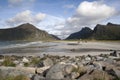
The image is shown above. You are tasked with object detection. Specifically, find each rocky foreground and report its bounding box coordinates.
[0,51,120,80]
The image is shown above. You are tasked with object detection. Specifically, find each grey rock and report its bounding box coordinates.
[0,68,30,78]
[93,62,103,70]
[38,58,53,67]
[85,57,91,61]
[105,58,116,64]
[32,74,45,80]
[96,56,104,61]
[46,62,77,79]
[113,69,120,78]
[46,70,64,79]
[64,64,75,74]
[78,69,112,80]
[110,51,120,57]
[76,62,84,68]
[43,58,53,67]
[81,60,90,65]
[46,62,65,79]
[71,72,80,79]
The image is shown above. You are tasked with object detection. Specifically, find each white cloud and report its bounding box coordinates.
[68,1,116,25]
[34,13,46,23]
[6,10,46,26]
[61,1,117,38]
[4,1,119,39]
[37,15,65,37]
[35,1,117,39]
[77,1,115,19]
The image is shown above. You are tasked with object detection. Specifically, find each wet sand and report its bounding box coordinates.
[0,41,120,56]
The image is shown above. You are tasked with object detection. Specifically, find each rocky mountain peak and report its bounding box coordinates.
[17,23,38,30]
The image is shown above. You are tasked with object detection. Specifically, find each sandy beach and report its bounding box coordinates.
[0,41,120,56]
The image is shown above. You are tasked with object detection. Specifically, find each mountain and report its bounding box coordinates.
[66,23,120,40]
[51,34,61,40]
[0,23,56,41]
[93,23,120,40]
[66,27,93,40]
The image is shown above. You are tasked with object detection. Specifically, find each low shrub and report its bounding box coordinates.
[2,56,16,67]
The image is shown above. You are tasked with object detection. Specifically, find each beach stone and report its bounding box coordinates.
[96,56,104,61]
[38,58,53,67]
[17,62,24,67]
[32,74,45,80]
[105,58,116,64]
[64,64,75,74]
[43,58,53,67]
[76,62,84,68]
[71,72,80,79]
[86,65,95,71]
[0,68,30,78]
[77,73,90,80]
[85,57,91,61]
[110,51,120,57]
[93,62,103,70]
[13,60,19,65]
[46,62,66,79]
[79,69,112,80]
[46,62,77,79]
[22,57,29,63]
[113,69,120,78]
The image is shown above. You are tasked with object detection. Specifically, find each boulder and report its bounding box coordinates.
[38,58,53,67]
[43,58,53,67]
[31,74,45,80]
[79,69,113,80]
[85,57,91,61]
[110,51,120,57]
[22,57,29,63]
[93,62,103,70]
[46,62,66,79]
[96,56,104,61]
[113,69,120,78]
[71,72,80,79]
[64,64,75,74]
[105,58,116,64]
[76,62,84,68]
[46,62,77,79]
[0,68,31,78]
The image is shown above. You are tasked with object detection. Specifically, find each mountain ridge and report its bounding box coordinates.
[66,22,120,40]
[0,23,56,41]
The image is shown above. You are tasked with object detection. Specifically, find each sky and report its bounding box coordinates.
[0,0,120,39]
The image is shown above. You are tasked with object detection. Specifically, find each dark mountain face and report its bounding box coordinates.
[0,23,55,41]
[66,27,93,40]
[66,23,120,40]
[93,23,120,40]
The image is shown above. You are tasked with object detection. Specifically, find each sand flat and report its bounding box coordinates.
[0,41,120,56]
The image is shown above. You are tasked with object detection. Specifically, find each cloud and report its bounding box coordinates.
[4,1,119,39]
[6,10,46,26]
[37,15,65,37]
[61,1,117,38]
[68,1,116,26]
[36,1,117,39]
[77,1,115,18]
[63,4,75,9]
